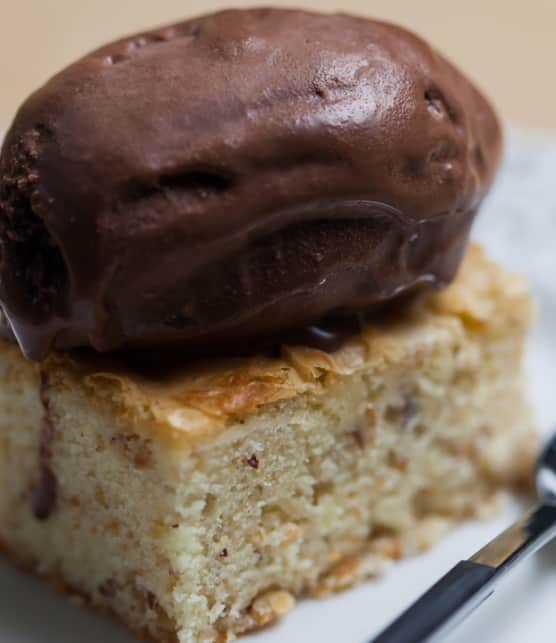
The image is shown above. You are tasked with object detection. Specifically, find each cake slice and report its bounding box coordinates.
[0,246,535,642]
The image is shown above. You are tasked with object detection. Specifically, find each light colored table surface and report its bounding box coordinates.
[1,0,555,131]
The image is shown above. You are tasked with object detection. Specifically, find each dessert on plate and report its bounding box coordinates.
[0,8,535,643]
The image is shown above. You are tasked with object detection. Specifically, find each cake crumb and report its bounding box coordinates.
[110,433,153,468]
[351,429,365,449]
[313,557,360,595]
[98,578,117,598]
[146,591,158,610]
[365,404,377,427]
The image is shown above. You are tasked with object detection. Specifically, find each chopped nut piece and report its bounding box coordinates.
[250,590,294,626]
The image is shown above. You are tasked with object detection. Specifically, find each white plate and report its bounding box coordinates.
[1,129,555,643]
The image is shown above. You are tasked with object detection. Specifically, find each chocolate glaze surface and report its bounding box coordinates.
[0,9,501,360]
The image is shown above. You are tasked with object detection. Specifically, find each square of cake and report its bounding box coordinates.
[0,8,535,643]
[0,246,534,642]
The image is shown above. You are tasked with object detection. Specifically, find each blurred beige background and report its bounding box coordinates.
[1,0,555,130]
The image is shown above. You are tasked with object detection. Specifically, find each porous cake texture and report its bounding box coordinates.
[0,246,535,642]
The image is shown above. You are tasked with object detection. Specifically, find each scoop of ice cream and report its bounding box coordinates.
[0,8,501,360]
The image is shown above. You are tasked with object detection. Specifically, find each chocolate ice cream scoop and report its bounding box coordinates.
[0,8,501,360]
